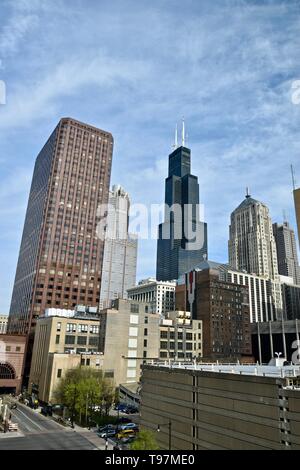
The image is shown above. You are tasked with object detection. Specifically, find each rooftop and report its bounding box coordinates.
[145,362,300,380]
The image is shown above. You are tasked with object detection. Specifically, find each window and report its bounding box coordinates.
[89,337,99,346]
[144,339,147,348]
[16,347,21,352]
[5,346,11,352]
[57,322,61,332]
[57,369,62,378]
[77,336,87,345]
[144,328,148,336]
[145,316,148,324]
[143,351,147,358]
[65,335,75,345]
[130,304,139,314]
[56,335,60,345]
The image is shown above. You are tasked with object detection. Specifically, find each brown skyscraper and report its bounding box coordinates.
[294,187,300,248]
[8,118,113,338]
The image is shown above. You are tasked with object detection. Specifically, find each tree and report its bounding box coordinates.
[130,429,160,450]
[53,366,115,426]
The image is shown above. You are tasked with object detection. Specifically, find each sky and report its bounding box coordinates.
[0,0,300,314]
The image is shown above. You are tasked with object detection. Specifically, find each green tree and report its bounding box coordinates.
[53,366,115,426]
[130,429,160,450]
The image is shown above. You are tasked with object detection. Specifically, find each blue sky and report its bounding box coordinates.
[0,0,300,314]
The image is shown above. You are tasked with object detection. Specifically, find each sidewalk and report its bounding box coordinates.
[72,424,114,450]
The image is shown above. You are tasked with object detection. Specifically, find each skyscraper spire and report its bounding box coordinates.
[182,117,185,147]
[246,187,250,198]
[172,124,178,150]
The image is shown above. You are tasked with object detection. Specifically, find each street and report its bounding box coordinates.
[0,401,98,450]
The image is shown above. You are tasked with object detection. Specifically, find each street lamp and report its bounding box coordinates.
[157,420,172,450]
[275,352,282,358]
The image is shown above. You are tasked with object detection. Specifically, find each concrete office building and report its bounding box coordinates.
[156,124,207,281]
[8,118,113,336]
[0,335,26,394]
[279,275,300,321]
[273,222,300,285]
[127,278,176,316]
[159,311,202,360]
[176,264,252,360]
[99,299,160,386]
[294,187,300,248]
[229,191,279,281]
[28,306,101,402]
[99,185,137,309]
[140,363,300,450]
[0,316,8,334]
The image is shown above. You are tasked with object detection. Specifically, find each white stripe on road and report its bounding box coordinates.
[12,408,44,432]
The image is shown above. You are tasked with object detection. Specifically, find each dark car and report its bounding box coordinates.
[41,405,53,416]
[114,403,128,412]
[117,417,132,424]
[125,406,139,414]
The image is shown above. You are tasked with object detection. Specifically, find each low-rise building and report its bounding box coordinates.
[127,278,176,316]
[159,311,202,361]
[28,306,101,402]
[0,334,26,394]
[140,363,300,450]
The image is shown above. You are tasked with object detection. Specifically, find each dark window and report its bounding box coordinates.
[144,339,147,348]
[130,304,139,314]
[77,336,87,345]
[56,335,60,345]
[144,328,148,336]
[57,369,62,378]
[65,335,75,345]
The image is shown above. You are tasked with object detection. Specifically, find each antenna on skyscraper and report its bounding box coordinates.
[172,123,179,150]
[283,209,288,224]
[291,164,296,190]
[182,117,185,147]
[246,187,250,198]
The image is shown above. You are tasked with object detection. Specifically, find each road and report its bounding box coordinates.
[0,401,98,450]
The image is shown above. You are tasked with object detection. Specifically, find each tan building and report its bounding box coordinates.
[294,187,300,248]
[0,335,26,394]
[0,316,8,334]
[140,363,300,450]
[28,308,100,402]
[29,300,161,403]
[99,299,160,386]
[159,311,202,361]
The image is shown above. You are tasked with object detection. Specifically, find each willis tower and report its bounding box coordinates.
[156,121,207,281]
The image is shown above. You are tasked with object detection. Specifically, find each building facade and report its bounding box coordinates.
[273,222,300,285]
[127,278,176,316]
[140,363,300,450]
[156,131,207,281]
[28,307,101,402]
[8,118,113,336]
[99,185,137,309]
[159,311,202,360]
[0,316,8,334]
[176,265,252,360]
[99,299,160,386]
[0,335,26,394]
[229,192,279,281]
[294,187,300,248]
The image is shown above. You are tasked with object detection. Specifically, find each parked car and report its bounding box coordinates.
[98,428,117,439]
[41,405,53,416]
[114,403,128,412]
[117,417,132,424]
[119,422,139,432]
[124,406,139,414]
[98,424,116,433]
[116,429,137,440]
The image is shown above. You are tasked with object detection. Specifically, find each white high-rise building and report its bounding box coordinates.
[99,185,138,309]
[229,192,279,281]
[127,278,176,316]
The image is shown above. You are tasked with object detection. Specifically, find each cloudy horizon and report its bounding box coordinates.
[0,0,300,313]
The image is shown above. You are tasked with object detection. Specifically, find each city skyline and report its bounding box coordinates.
[1,0,300,313]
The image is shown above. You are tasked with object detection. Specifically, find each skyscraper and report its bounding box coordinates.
[228,191,279,281]
[8,118,113,336]
[156,124,207,281]
[99,185,138,309]
[294,187,300,249]
[273,222,300,285]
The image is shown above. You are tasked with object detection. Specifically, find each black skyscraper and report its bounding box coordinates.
[156,131,207,281]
